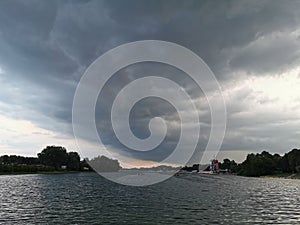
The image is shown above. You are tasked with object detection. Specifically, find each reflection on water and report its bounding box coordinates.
[0,173,299,224]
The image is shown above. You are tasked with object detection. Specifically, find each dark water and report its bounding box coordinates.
[0,173,299,224]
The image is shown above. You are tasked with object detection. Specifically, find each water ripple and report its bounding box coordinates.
[0,173,299,224]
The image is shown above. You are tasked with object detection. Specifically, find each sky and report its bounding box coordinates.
[0,0,300,167]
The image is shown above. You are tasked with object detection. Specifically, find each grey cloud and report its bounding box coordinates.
[229,33,300,74]
[0,0,300,162]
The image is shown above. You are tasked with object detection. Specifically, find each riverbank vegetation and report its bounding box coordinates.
[181,148,300,178]
[219,148,300,178]
[0,145,120,174]
[2,146,299,178]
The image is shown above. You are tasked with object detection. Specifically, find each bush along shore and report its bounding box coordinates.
[1,146,299,179]
[235,148,300,178]
[0,145,120,175]
[182,148,300,179]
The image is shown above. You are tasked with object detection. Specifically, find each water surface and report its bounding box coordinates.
[0,173,299,224]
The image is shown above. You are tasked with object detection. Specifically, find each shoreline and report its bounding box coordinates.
[1,171,300,180]
[261,173,300,180]
[0,171,95,176]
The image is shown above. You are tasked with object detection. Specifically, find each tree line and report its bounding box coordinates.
[0,145,120,174]
[2,146,299,177]
[219,148,300,177]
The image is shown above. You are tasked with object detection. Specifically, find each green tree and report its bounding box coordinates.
[67,152,81,171]
[38,146,68,170]
[219,158,238,173]
[286,149,300,173]
[0,155,10,164]
[280,154,290,172]
[237,151,277,177]
[88,155,121,172]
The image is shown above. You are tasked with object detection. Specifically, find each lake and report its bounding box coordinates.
[0,173,299,224]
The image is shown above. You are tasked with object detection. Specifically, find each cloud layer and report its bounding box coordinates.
[0,0,300,165]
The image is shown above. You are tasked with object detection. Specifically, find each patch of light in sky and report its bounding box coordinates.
[249,67,300,106]
[0,114,76,156]
[0,66,4,74]
[224,66,300,111]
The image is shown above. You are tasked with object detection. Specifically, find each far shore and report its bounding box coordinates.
[1,171,300,183]
[0,171,95,176]
[261,173,300,180]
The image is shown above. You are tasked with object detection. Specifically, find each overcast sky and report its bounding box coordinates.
[0,0,300,167]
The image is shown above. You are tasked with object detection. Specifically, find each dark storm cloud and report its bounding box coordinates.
[0,0,300,160]
[94,62,210,161]
[104,0,300,76]
[0,1,78,80]
[229,33,300,74]
[3,0,299,84]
